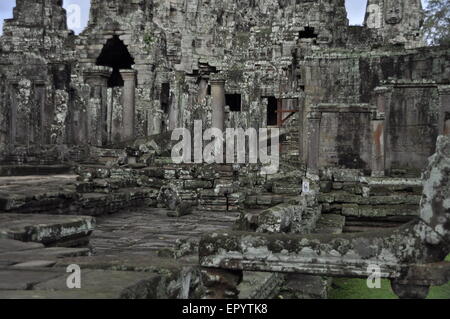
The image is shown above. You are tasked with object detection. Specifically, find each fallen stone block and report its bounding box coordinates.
[331,169,363,183]
[158,185,194,217]
[0,214,95,246]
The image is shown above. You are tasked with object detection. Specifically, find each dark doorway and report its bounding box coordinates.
[96,35,135,87]
[299,27,318,39]
[160,83,170,113]
[226,94,242,112]
[266,96,278,126]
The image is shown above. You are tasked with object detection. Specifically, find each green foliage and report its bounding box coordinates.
[423,0,450,46]
[330,255,450,299]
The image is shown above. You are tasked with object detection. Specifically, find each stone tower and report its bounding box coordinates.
[364,0,425,48]
[1,0,70,57]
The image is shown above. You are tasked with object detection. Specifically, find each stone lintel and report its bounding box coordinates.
[83,66,112,84]
[314,103,375,113]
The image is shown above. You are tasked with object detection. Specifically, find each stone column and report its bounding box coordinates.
[8,82,18,149]
[371,111,386,177]
[438,85,450,136]
[210,79,226,131]
[371,86,390,177]
[306,110,322,175]
[298,95,305,164]
[120,69,137,141]
[375,86,393,173]
[84,66,111,146]
[153,108,164,135]
[198,77,209,104]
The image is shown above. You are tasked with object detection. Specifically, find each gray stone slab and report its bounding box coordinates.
[34,270,164,299]
[0,269,65,290]
[0,239,44,253]
[0,247,90,264]
[0,214,95,245]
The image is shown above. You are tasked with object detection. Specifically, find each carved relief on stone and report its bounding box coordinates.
[385,0,403,25]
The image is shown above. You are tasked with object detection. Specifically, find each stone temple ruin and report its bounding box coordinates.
[0,0,448,299]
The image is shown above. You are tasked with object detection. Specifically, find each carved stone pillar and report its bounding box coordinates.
[210,79,226,131]
[307,110,322,175]
[371,86,390,177]
[84,66,111,146]
[376,86,393,174]
[438,85,450,136]
[120,69,137,141]
[371,112,386,177]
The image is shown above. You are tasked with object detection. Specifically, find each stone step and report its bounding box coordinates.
[341,204,419,218]
[244,193,298,209]
[272,183,301,195]
[314,214,346,235]
[318,192,422,206]
[360,177,423,196]
[0,165,73,177]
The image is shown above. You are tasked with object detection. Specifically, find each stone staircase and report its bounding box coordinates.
[318,169,423,233]
[198,164,243,212]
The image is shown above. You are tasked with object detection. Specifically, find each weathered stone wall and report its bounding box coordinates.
[0,0,75,161]
[385,84,440,172]
[0,0,447,175]
[316,105,373,169]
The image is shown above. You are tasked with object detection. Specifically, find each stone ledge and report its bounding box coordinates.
[0,214,95,246]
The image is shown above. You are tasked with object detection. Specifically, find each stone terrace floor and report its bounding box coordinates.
[92,208,240,255]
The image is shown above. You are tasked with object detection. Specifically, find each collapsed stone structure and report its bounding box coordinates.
[0,0,449,299]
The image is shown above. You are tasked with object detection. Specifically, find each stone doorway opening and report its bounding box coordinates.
[96,35,135,87]
[225,94,242,112]
[266,96,279,126]
[299,26,318,39]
